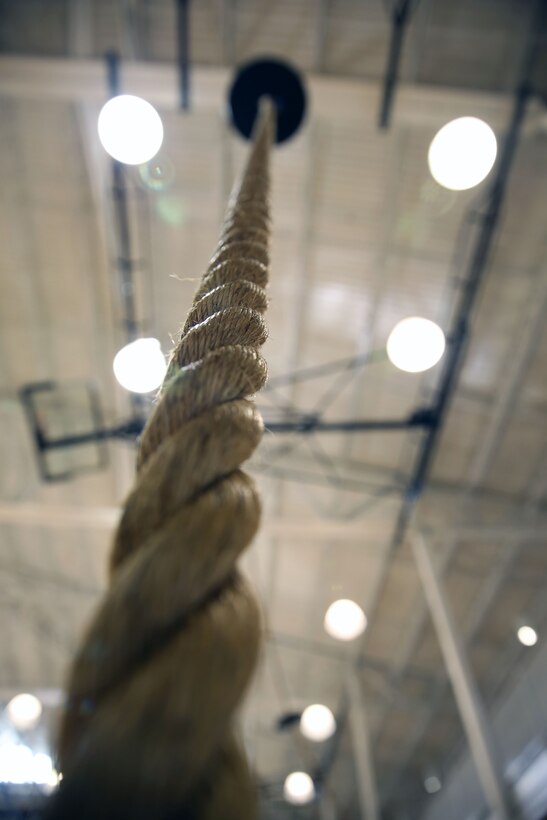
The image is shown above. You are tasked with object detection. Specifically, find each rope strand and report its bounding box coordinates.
[48,100,274,820]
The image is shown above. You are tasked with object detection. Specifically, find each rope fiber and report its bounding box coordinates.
[46,100,274,820]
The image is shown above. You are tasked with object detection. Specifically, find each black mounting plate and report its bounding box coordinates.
[228,57,307,144]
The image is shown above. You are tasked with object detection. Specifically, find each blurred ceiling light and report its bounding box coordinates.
[113,338,167,394]
[424,774,442,794]
[283,771,315,805]
[0,744,58,789]
[324,599,367,641]
[517,625,538,647]
[6,693,42,730]
[428,116,497,191]
[98,95,164,165]
[0,743,33,784]
[300,704,336,742]
[31,753,58,788]
[387,317,446,373]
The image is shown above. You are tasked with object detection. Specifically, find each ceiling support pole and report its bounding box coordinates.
[378,0,413,128]
[346,671,380,820]
[176,0,190,109]
[412,532,516,820]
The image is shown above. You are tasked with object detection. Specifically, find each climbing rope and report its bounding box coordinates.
[49,100,274,820]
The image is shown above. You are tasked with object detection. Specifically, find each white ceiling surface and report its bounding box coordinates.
[0,1,547,818]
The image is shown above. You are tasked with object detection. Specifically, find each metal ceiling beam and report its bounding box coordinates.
[412,532,514,820]
[22,407,435,448]
[176,0,191,109]
[464,265,547,493]
[378,0,415,128]
[376,260,547,804]
[74,95,144,498]
[390,38,540,551]
[347,671,380,819]
[0,56,524,128]
[359,9,546,778]
[380,449,547,803]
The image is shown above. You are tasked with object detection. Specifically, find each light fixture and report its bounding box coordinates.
[424,774,442,794]
[387,317,446,373]
[0,744,58,789]
[31,753,58,788]
[6,693,43,730]
[517,625,538,647]
[324,599,367,641]
[113,337,167,394]
[428,116,497,191]
[283,771,315,805]
[0,743,33,784]
[98,94,164,165]
[300,704,336,742]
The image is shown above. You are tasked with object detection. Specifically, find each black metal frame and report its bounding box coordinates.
[378,0,418,129]
[19,381,109,482]
[176,0,190,110]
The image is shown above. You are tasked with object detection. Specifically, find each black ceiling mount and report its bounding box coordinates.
[228,57,307,144]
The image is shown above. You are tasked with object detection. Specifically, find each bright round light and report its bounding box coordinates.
[283,771,315,805]
[31,753,55,785]
[300,704,336,742]
[324,599,367,641]
[517,625,538,647]
[98,95,164,165]
[387,317,446,373]
[0,743,33,783]
[0,744,58,789]
[428,117,497,191]
[113,337,167,393]
[6,693,42,730]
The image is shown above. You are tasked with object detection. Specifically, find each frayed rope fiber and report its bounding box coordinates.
[46,101,274,820]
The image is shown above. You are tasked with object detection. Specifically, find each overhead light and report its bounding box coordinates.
[517,625,538,647]
[424,774,442,794]
[387,317,446,373]
[113,337,167,393]
[98,94,164,165]
[324,599,367,641]
[300,704,336,742]
[0,743,33,784]
[0,744,58,789]
[428,116,497,191]
[283,771,315,805]
[6,693,42,730]
[31,753,58,789]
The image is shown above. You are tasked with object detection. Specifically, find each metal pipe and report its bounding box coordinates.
[263,350,384,391]
[36,410,433,451]
[176,0,190,110]
[38,419,145,449]
[265,411,434,433]
[347,670,380,819]
[379,0,413,129]
[412,532,512,820]
[112,167,139,342]
[106,52,139,343]
[105,52,146,420]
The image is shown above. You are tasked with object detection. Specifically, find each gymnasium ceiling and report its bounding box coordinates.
[0,1,547,818]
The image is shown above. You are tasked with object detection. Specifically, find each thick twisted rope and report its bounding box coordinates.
[49,102,274,820]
